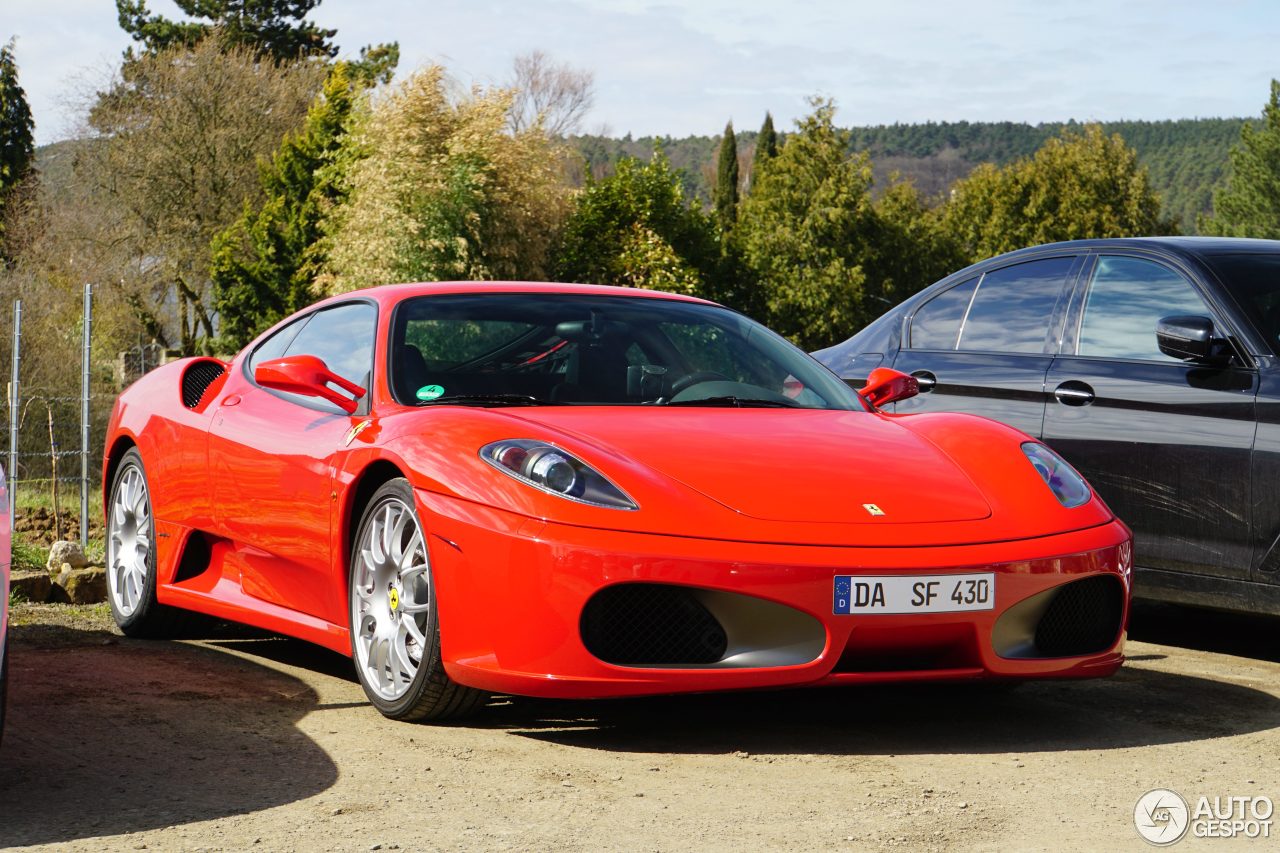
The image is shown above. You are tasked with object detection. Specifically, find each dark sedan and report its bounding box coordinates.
[815,237,1280,616]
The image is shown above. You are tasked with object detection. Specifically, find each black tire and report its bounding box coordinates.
[348,478,487,722]
[106,449,189,638]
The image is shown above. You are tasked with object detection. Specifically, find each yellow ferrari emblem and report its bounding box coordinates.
[389,588,400,611]
[863,503,886,516]
[344,419,373,446]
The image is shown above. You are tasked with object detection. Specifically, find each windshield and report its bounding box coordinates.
[1205,253,1280,356]
[389,293,865,410]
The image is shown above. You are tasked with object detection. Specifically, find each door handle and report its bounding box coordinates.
[1053,381,1095,406]
[909,370,937,392]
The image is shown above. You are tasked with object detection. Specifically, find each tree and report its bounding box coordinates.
[0,38,35,253]
[84,39,325,353]
[749,112,777,186]
[210,62,359,351]
[942,124,1170,262]
[713,121,739,230]
[553,150,718,296]
[1202,80,1280,238]
[318,65,571,292]
[115,0,338,61]
[507,50,594,136]
[736,100,879,349]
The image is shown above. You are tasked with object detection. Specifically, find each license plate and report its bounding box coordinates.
[833,573,995,615]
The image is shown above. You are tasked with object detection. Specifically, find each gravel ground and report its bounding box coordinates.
[1,601,1277,852]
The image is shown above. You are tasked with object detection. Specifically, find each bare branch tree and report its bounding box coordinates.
[506,50,594,137]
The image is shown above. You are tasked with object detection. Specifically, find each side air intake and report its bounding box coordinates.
[181,360,226,409]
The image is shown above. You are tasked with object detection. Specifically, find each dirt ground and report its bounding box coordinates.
[1,602,1277,852]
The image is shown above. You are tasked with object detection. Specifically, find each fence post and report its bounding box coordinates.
[8,299,20,533]
[81,284,93,549]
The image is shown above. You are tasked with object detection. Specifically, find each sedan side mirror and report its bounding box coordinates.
[1156,315,1223,363]
[255,355,367,414]
[859,366,919,409]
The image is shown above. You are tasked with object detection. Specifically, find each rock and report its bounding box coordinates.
[9,569,52,603]
[56,566,108,605]
[47,540,90,572]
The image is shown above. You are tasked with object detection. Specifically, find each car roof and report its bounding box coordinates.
[983,236,1280,263]
[308,281,719,312]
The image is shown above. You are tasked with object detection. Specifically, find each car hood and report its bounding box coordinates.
[505,408,991,525]
[384,405,1114,547]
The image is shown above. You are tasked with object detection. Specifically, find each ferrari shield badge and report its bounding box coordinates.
[344,419,373,446]
[863,503,886,516]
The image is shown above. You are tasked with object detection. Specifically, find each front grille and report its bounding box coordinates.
[181,361,225,408]
[581,583,728,666]
[1035,575,1124,657]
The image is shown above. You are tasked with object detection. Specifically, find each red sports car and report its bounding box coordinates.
[104,283,1132,721]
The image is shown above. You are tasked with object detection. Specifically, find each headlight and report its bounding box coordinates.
[1022,442,1091,508]
[480,440,638,510]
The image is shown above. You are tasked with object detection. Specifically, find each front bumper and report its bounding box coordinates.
[417,489,1132,699]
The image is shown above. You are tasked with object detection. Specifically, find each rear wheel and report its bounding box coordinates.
[107,449,188,638]
[348,479,486,721]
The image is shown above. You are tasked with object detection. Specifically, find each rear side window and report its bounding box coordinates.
[909,278,977,349]
[1077,256,1214,361]
[958,257,1075,353]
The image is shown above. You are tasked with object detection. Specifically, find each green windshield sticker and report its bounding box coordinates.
[416,384,445,401]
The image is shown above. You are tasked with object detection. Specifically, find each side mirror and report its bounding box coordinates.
[859,366,919,409]
[1156,315,1220,363]
[255,355,366,414]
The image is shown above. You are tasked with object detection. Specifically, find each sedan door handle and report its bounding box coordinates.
[1053,381,1095,406]
[910,370,937,392]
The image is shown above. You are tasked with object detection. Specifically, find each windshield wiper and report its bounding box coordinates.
[416,394,560,407]
[665,395,803,408]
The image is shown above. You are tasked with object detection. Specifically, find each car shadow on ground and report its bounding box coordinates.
[188,614,1280,760]
[484,660,1280,756]
[0,624,338,848]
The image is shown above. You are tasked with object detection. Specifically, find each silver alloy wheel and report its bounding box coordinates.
[351,497,432,701]
[107,462,152,618]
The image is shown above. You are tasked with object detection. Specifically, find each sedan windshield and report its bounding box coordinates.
[389,292,864,410]
[1206,253,1280,357]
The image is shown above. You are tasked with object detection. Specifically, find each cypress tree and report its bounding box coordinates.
[713,120,739,229]
[752,112,778,179]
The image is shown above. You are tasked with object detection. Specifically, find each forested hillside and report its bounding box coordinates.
[573,118,1247,233]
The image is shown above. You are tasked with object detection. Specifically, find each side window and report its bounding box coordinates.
[247,316,307,374]
[283,302,378,385]
[909,278,977,350]
[958,257,1075,353]
[1077,256,1214,361]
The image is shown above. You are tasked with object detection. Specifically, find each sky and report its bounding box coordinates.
[4,0,1279,146]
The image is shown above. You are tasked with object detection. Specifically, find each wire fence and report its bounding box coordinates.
[4,287,168,546]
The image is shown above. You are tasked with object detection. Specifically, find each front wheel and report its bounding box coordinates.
[348,479,486,721]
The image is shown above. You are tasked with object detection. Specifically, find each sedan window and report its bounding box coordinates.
[1077,257,1214,361]
[908,277,977,350]
[957,258,1074,353]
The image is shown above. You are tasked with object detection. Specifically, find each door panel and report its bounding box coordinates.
[1042,254,1257,581]
[891,351,1053,437]
[208,387,349,621]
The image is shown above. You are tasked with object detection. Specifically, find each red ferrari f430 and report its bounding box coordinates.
[104,283,1132,721]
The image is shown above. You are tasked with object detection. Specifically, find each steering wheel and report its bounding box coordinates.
[669,371,732,395]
